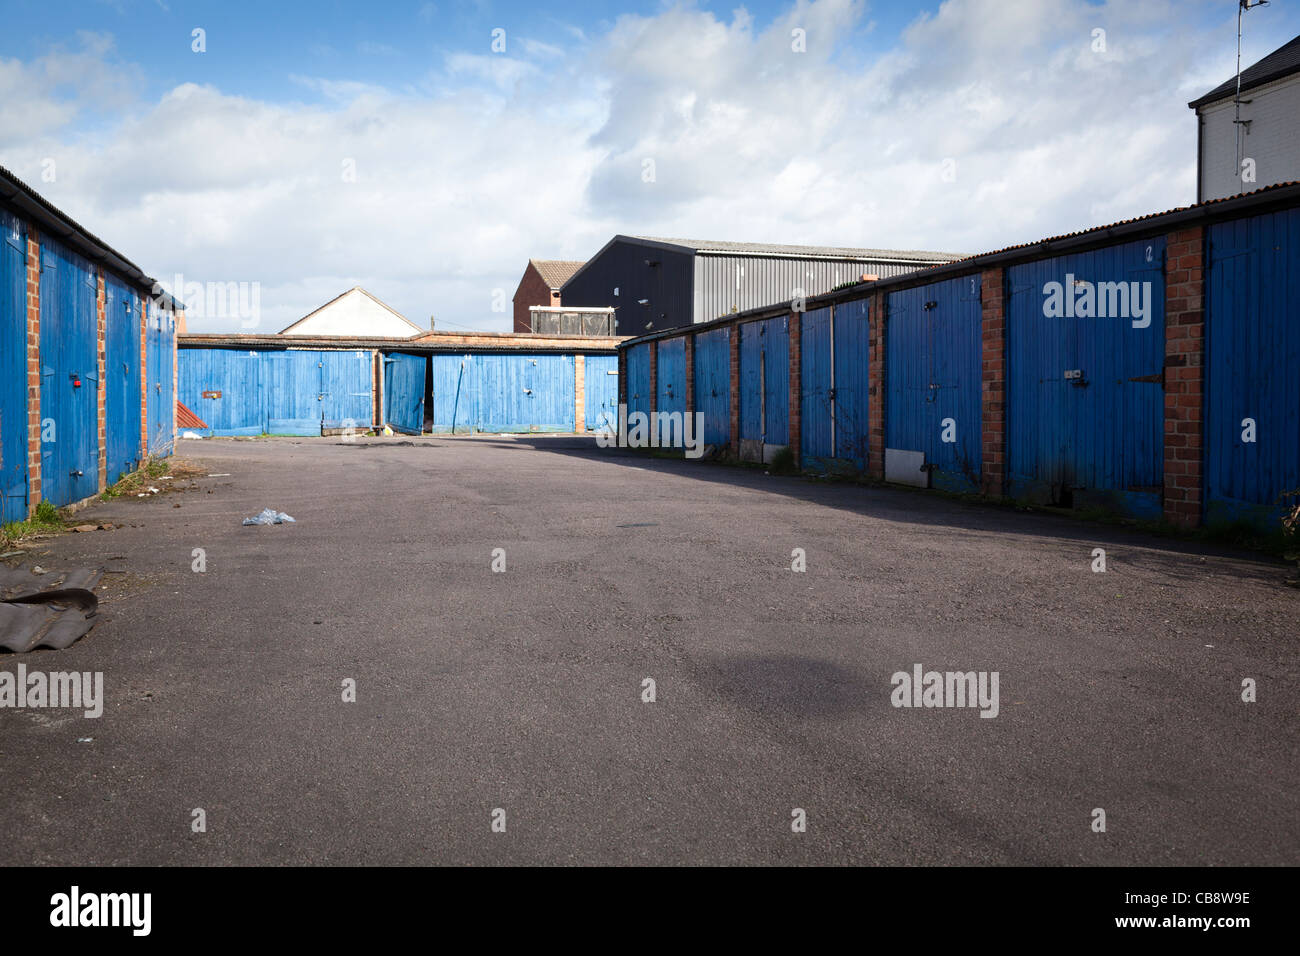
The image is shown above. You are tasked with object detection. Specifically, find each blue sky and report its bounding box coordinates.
[1,0,1297,332]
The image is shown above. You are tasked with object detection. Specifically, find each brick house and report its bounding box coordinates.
[512,259,584,332]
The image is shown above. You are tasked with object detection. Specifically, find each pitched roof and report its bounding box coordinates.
[277,287,423,335]
[1189,33,1300,109]
[629,236,966,261]
[530,259,586,289]
[176,400,209,430]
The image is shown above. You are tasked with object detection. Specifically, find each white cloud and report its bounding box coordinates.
[0,0,1253,332]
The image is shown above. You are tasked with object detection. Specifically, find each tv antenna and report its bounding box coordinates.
[1234,0,1270,188]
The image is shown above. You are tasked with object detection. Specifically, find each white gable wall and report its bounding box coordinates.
[286,289,417,337]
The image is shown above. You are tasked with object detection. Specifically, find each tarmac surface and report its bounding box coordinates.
[1,435,1296,865]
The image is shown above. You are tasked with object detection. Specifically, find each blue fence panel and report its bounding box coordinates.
[178,348,264,436]
[832,299,871,471]
[886,276,982,492]
[39,236,100,507]
[656,338,686,420]
[800,308,833,464]
[383,352,425,435]
[318,350,373,429]
[584,354,619,433]
[626,344,651,424]
[1205,207,1300,528]
[1,211,28,522]
[693,327,730,447]
[1006,238,1165,517]
[146,305,177,454]
[739,321,762,442]
[104,276,142,484]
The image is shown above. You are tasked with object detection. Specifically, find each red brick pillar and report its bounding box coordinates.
[648,341,658,416]
[574,353,585,434]
[728,322,740,456]
[25,229,41,512]
[96,274,107,490]
[980,268,1006,497]
[1163,226,1206,528]
[788,311,802,464]
[868,291,886,479]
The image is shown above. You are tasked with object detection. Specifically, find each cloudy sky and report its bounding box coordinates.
[1,0,1295,332]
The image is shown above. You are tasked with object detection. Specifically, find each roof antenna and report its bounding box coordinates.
[1235,0,1270,190]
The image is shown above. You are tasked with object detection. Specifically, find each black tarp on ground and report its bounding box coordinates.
[0,565,101,653]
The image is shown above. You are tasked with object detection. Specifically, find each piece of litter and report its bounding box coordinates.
[147,487,160,494]
[77,737,93,744]
[160,476,173,481]
[181,430,204,439]
[31,566,46,574]
[0,551,25,559]
[208,473,231,478]
[242,508,296,526]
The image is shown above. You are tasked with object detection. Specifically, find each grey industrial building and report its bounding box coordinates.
[560,235,964,334]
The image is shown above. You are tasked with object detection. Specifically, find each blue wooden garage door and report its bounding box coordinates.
[104,276,142,485]
[40,237,100,507]
[384,352,426,435]
[887,276,982,492]
[1,211,28,522]
[584,355,619,433]
[1204,207,1300,528]
[693,327,730,447]
[1006,238,1165,517]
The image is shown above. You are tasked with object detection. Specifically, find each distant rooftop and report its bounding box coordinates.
[629,235,965,261]
[530,259,586,289]
[1189,33,1300,109]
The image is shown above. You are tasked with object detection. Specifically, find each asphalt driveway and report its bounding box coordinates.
[1,435,1295,865]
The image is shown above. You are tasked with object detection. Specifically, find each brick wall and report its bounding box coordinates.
[788,311,801,463]
[980,268,1006,497]
[25,229,41,511]
[1163,226,1206,528]
[868,291,886,479]
[574,353,585,433]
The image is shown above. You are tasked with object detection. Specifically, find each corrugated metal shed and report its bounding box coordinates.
[562,235,962,333]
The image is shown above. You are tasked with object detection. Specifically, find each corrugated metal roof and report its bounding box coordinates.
[616,179,1300,348]
[1189,32,1300,109]
[631,236,966,261]
[0,164,181,308]
[531,259,586,289]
